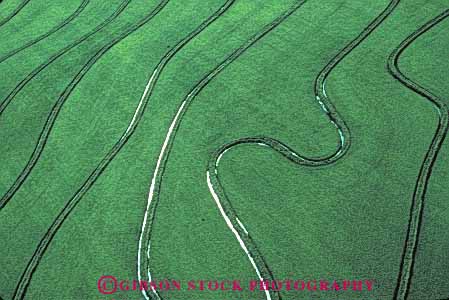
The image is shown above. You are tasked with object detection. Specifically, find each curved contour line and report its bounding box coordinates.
[0,0,90,65]
[10,0,170,299]
[139,1,312,300]
[206,0,401,299]
[0,0,129,114]
[0,0,132,210]
[389,9,449,300]
[0,0,32,29]
[133,0,401,299]
[10,1,241,300]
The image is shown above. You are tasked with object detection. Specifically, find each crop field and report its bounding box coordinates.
[0,0,448,299]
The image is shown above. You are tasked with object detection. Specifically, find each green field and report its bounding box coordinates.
[0,0,448,299]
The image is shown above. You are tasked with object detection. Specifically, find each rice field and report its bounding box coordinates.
[0,0,448,299]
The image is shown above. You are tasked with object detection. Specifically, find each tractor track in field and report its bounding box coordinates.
[0,0,31,29]
[8,0,243,299]
[0,0,133,210]
[130,0,401,299]
[0,0,90,65]
[388,9,449,300]
[140,2,310,300]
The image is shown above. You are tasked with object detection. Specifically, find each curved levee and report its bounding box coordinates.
[139,2,311,300]
[8,1,239,299]
[0,0,90,65]
[206,1,400,298]
[0,0,132,210]
[136,0,402,299]
[12,1,238,299]
[0,0,130,115]
[388,9,449,300]
[9,0,171,298]
[0,0,31,29]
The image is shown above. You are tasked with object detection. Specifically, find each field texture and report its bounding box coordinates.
[0,0,448,299]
